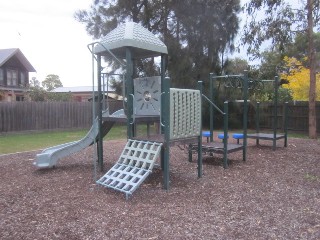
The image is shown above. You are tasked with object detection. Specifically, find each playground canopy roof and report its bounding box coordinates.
[94,22,168,59]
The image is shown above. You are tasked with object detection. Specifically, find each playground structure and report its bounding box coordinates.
[34,22,202,198]
[34,22,288,198]
[188,73,289,169]
[188,73,250,169]
[90,22,202,195]
[247,76,288,150]
[88,22,202,197]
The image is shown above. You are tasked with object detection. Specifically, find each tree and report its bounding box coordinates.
[75,0,241,87]
[281,56,320,101]
[42,74,63,91]
[28,76,71,102]
[286,32,320,61]
[224,57,249,74]
[242,0,320,138]
[46,92,72,102]
[29,77,41,88]
[28,77,45,101]
[255,32,320,81]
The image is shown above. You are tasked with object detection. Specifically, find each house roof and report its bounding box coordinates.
[88,93,123,101]
[94,22,168,59]
[51,86,116,93]
[0,48,36,72]
[52,86,122,100]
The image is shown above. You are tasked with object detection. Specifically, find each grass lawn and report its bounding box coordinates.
[0,125,128,155]
[0,124,308,155]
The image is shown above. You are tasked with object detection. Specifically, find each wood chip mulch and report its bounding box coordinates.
[0,138,319,239]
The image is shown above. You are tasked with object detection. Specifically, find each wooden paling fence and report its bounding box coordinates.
[0,101,319,133]
[0,100,123,133]
[256,101,320,133]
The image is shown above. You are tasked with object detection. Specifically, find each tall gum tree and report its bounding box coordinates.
[75,0,241,87]
[242,0,320,138]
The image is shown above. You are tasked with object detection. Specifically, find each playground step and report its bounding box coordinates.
[96,139,162,199]
[232,133,244,144]
[202,131,213,142]
[218,133,229,139]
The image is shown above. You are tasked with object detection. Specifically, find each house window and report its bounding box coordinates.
[20,71,26,86]
[0,68,3,85]
[7,69,18,86]
[16,95,24,101]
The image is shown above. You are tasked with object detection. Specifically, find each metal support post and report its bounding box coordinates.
[242,71,248,161]
[197,81,203,178]
[273,76,279,151]
[256,102,260,146]
[160,54,166,134]
[126,47,134,139]
[223,101,229,169]
[209,73,215,142]
[284,102,288,147]
[97,54,104,171]
[163,77,171,190]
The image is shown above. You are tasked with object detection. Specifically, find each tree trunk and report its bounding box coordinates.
[307,0,317,139]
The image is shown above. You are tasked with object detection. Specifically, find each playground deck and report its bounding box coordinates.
[247,133,286,141]
[202,142,244,154]
[247,132,287,150]
[133,134,199,146]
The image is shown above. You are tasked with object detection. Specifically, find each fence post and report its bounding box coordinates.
[256,102,260,145]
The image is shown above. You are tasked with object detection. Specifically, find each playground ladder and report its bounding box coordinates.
[96,139,162,199]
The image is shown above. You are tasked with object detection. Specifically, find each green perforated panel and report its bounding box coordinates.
[169,88,201,140]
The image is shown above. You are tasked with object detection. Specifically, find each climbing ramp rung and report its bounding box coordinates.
[96,139,162,198]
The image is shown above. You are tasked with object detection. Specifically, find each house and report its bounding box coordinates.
[52,86,123,114]
[0,48,36,102]
[51,86,123,102]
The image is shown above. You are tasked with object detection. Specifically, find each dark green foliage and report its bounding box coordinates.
[255,32,320,80]
[28,75,71,102]
[46,92,72,102]
[242,0,319,58]
[75,0,241,87]
[28,86,47,101]
[109,77,123,96]
[224,58,249,75]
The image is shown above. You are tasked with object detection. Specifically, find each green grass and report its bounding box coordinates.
[0,124,155,155]
[0,125,127,155]
[0,124,312,155]
[304,173,320,182]
[0,130,85,154]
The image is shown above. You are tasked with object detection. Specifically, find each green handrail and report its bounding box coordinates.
[202,94,225,115]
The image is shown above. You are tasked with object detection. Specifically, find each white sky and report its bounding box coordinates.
[0,0,252,88]
[0,0,94,87]
[1,0,302,87]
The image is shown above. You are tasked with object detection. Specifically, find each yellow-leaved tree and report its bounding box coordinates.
[281,56,320,101]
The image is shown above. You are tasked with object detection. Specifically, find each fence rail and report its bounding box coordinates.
[0,101,123,133]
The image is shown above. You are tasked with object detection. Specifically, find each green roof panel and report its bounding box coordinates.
[94,22,168,59]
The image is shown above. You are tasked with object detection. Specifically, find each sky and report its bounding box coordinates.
[1,0,301,87]
[0,0,94,87]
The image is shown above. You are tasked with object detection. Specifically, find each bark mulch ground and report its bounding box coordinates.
[0,138,319,239]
